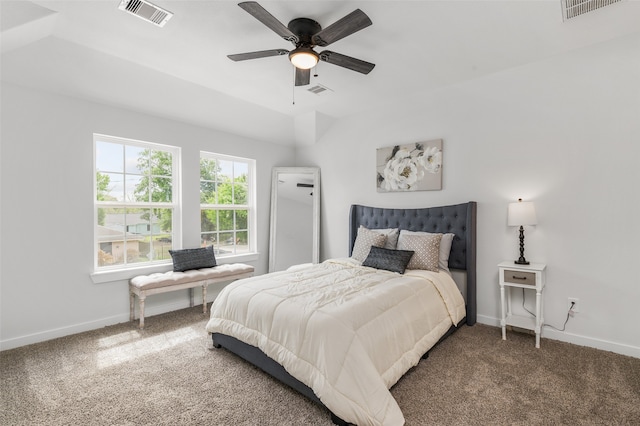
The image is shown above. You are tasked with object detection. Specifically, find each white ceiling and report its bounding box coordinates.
[2,0,639,146]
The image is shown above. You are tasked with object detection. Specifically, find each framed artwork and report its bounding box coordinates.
[376,139,443,192]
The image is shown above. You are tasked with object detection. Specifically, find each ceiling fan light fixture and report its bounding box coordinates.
[289,48,319,70]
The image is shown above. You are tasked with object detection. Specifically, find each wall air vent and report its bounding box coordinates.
[561,0,622,21]
[307,84,333,96]
[118,0,173,27]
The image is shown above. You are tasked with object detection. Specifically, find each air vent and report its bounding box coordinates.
[561,0,622,21]
[307,84,333,96]
[118,0,173,27]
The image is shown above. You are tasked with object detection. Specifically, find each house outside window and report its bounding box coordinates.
[94,134,180,270]
[200,152,256,258]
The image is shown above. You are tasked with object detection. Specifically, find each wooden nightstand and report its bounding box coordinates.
[498,261,547,348]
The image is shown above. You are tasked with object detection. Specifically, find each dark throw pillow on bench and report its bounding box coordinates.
[169,246,217,272]
[362,246,415,274]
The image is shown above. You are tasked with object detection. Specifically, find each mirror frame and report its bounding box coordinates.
[269,167,320,272]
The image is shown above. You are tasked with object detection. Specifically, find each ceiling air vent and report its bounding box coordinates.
[118,0,173,27]
[561,0,622,21]
[307,84,333,96]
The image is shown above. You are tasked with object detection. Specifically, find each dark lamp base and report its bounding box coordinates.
[515,259,530,265]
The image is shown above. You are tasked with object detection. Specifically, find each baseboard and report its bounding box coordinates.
[0,290,224,351]
[476,315,640,358]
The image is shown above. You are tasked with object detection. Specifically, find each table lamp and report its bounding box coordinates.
[507,198,537,265]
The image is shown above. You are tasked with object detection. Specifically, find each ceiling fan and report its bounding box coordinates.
[228,1,375,86]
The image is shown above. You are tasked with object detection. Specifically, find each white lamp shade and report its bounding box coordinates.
[508,200,537,226]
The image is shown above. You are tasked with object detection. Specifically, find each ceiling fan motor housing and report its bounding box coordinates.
[287,18,322,47]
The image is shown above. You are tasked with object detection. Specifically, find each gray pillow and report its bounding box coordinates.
[351,226,387,262]
[362,246,414,274]
[438,233,455,272]
[372,228,400,249]
[169,246,217,272]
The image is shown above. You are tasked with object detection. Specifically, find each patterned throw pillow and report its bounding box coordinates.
[397,231,442,271]
[362,246,415,274]
[351,226,387,262]
[169,246,217,272]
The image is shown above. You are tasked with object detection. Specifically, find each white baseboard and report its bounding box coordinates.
[0,290,223,351]
[476,315,640,358]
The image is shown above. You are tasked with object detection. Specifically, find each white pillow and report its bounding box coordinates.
[351,226,387,262]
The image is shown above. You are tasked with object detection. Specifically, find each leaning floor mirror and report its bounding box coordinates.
[269,167,320,272]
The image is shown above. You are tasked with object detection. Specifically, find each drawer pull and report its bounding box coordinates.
[512,275,528,280]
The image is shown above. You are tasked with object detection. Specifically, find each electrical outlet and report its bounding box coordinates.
[568,297,580,313]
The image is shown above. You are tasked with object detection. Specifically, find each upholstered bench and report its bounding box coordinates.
[129,263,254,328]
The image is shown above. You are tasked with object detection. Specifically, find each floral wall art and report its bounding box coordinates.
[376,139,443,192]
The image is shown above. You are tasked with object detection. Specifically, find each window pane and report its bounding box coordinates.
[151,177,172,202]
[201,209,217,232]
[152,208,173,235]
[219,231,234,247]
[99,209,126,266]
[200,158,218,181]
[200,181,217,204]
[125,145,146,175]
[218,160,233,181]
[150,150,172,176]
[217,181,233,205]
[96,141,123,173]
[98,242,122,266]
[234,162,248,180]
[234,183,248,205]
[218,210,234,231]
[236,210,248,230]
[126,175,145,202]
[235,231,249,254]
[100,172,123,201]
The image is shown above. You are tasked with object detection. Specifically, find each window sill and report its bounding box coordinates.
[91,252,259,284]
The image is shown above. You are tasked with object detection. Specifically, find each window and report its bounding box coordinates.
[200,152,256,258]
[94,134,180,270]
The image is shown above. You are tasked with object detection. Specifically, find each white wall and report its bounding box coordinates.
[296,33,640,357]
[0,83,295,349]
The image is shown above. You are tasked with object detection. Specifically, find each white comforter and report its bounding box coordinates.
[205,258,465,426]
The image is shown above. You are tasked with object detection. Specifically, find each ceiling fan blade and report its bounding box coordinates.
[295,68,311,86]
[319,51,375,74]
[238,2,298,43]
[228,49,289,61]
[311,9,372,47]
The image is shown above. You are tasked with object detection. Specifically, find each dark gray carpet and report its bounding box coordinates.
[1,305,639,425]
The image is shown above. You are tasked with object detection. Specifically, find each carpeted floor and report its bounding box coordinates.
[1,305,639,425]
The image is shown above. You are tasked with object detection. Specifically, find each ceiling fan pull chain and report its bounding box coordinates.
[292,67,296,105]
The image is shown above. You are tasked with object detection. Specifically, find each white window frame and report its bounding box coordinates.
[199,151,257,260]
[92,134,181,282]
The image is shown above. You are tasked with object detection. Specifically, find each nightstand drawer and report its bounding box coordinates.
[503,270,536,285]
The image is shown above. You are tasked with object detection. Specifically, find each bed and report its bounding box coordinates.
[206,202,477,426]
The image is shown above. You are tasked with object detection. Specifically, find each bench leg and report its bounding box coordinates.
[138,297,146,329]
[189,288,194,308]
[129,290,135,321]
[202,284,208,314]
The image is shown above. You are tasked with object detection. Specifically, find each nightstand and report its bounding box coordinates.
[498,261,547,348]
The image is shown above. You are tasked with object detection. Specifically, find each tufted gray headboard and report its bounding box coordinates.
[349,202,477,326]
